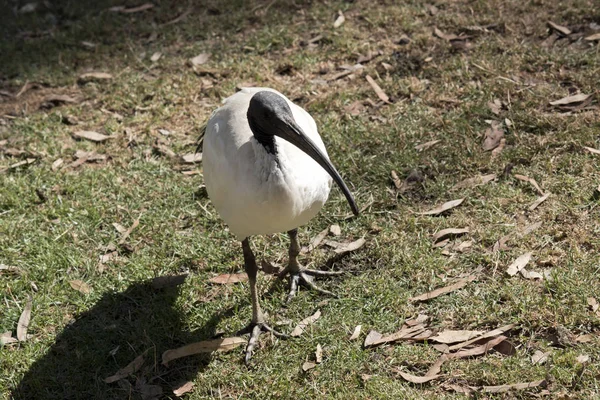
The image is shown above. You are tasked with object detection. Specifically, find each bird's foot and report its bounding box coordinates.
[237,322,288,364]
[278,266,343,303]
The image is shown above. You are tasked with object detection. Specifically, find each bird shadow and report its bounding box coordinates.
[11,278,236,400]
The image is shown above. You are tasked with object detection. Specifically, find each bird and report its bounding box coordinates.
[202,87,358,362]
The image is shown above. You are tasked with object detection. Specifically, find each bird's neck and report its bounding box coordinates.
[248,120,277,155]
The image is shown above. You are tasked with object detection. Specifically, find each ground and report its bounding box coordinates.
[1,0,600,398]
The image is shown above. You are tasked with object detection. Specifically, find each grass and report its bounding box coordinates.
[1,0,600,398]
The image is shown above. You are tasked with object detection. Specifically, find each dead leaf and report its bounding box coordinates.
[181,153,202,163]
[455,240,473,253]
[333,11,345,28]
[118,217,140,245]
[73,131,111,143]
[302,361,317,371]
[520,268,543,280]
[576,354,590,364]
[395,369,440,383]
[506,252,532,276]
[291,310,321,337]
[1,331,18,345]
[432,228,469,243]
[16,296,33,342]
[433,27,459,41]
[588,297,599,312]
[332,238,366,254]
[529,193,550,211]
[453,174,496,190]
[152,274,188,289]
[583,146,600,155]
[415,140,441,151]
[209,273,248,284]
[51,158,64,171]
[482,122,504,151]
[173,381,194,397]
[349,325,362,340]
[329,224,341,236]
[410,275,476,302]
[162,337,245,365]
[112,222,127,234]
[315,344,323,363]
[345,100,365,116]
[479,379,546,393]
[363,330,383,347]
[547,21,571,36]
[531,350,550,365]
[514,174,544,195]
[150,52,162,62]
[488,99,502,115]
[42,94,78,107]
[110,3,154,13]
[366,325,430,347]
[576,334,594,343]
[430,330,484,344]
[585,33,600,41]
[418,198,464,216]
[0,264,23,275]
[390,170,402,189]
[301,227,329,253]
[365,75,390,103]
[78,72,113,82]
[549,93,590,106]
[447,324,515,352]
[69,280,91,294]
[104,353,146,383]
[190,53,211,66]
[523,222,542,236]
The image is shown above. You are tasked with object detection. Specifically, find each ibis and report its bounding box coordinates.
[202,88,358,362]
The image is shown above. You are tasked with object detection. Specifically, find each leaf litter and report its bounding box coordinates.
[162,337,246,365]
[349,325,362,341]
[17,295,32,342]
[410,275,476,302]
[418,198,464,216]
[69,280,92,294]
[291,310,321,337]
[432,228,469,244]
[105,352,146,383]
[209,273,248,284]
[452,174,496,190]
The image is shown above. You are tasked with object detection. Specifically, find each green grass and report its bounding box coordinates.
[2,0,600,398]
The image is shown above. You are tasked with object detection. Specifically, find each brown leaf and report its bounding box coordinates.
[78,72,113,82]
[302,361,317,371]
[433,27,459,41]
[588,297,599,312]
[209,273,248,284]
[111,3,154,13]
[73,131,111,143]
[112,222,127,234]
[1,331,18,345]
[514,174,544,195]
[104,353,146,383]
[344,100,365,116]
[152,274,188,289]
[190,53,211,66]
[529,193,550,211]
[43,94,78,107]
[576,354,589,364]
[395,369,440,383]
[453,174,496,190]
[332,238,366,254]
[17,295,32,342]
[583,146,600,155]
[415,140,441,151]
[585,33,600,41]
[366,324,429,347]
[315,344,323,363]
[479,379,546,393]
[390,170,402,189]
[51,158,64,171]
[173,381,194,397]
[333,11,345,28]
[430,329,484,344]
[432,228,469,243]
[363,330,383,347]
[365,75,390,103]
[410,275,476,302]
[291,310,321,337]
[547,21,571,36]
[181,153,202,163]
[150,52,162,62]
[449,335,508,359]
[118,217,140,245]
[492,234,511,253]
[488,99,502,115]
[531,350,550,365]
[0,264,23,275]
[549,93,590,106]
[491,138,505,158]
[349,325,362,341]
[523,222,542,236]
[162,337,245,365]
[418,198,464,216]
[69,279,92,294]
[482,122,504,151]
[301,227,329,253]
[447,324,515,352]
[506,252,532,276]
[425,357,446,377]
[329,224,341,236]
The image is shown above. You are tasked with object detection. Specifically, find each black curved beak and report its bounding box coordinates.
[278,120,359,216]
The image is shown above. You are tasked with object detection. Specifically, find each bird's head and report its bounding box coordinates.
[247,91,359,216]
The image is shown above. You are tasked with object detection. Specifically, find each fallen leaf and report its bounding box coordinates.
[78,72,113,82]
[43,94,78,107]
[0,264,23,275]
[173,381,194,397]
[329,224,341,236]
[111,3,154,13]
[547,21,571,36]
[451,335,508,359]
[365,75,390,103]
[118,217,140,245]
[209,273,248,284]
[415,140,441,151]
[529,193,550,211]
[302,361,317,371]
[482,123,504,151]
[332,238,366,254]
[479,379,546,393]
[447,324,515,352]
[390,170,402,189]
[291,310,321,337]
[549,93,590,106]
[344,100,365,116]
[51,158,64,171]
[520,268,544,280]
[433,27,459,41]
[162,337,245,365]
[150,52,162,62]
[583,146,600,155]
[418,198,464,216]
[69,280,91,294]
[17,295,32,342]
[523,222,542,235]
[453,174,496,190]
[576,354,590,364]
[531,350,550,365]
[315,344,323,363]
[432,228,469,243]
[1,331,18,345]
[73,131,111,143]
[395,369,440,383]
[488,99,502,115]
[410,275,476,302]
[181,153,202,163]
[575,334,594,343]
[514,174,544,195]
[455,240,473,252]
[190,53,211,66]
[588,297,599,312]
[366,325,430,347]
[430,329,484,344]
[152,274,188,289]
[506,252,532,276]
[333,11,345,28]
[585,33,600,41]
[349,325,362,341]
[104,353,146,383]
[433,238,450,248]
[363,330,383,347]
[112,222,127,234]
[301,227,329,253]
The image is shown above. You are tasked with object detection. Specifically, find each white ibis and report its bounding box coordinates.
[202,87,358,362]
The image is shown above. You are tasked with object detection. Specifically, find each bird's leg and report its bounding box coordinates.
[279,229,343,302]
[239,238,287,363]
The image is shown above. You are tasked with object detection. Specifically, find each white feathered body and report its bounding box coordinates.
[203,88,332,240]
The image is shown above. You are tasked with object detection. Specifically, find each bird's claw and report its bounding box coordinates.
[238,322,288,364]
[280,267,342,303]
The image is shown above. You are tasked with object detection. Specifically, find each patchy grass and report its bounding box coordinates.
[1,0,600,398]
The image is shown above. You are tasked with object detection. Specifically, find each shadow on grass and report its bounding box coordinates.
[12,278,236,400]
